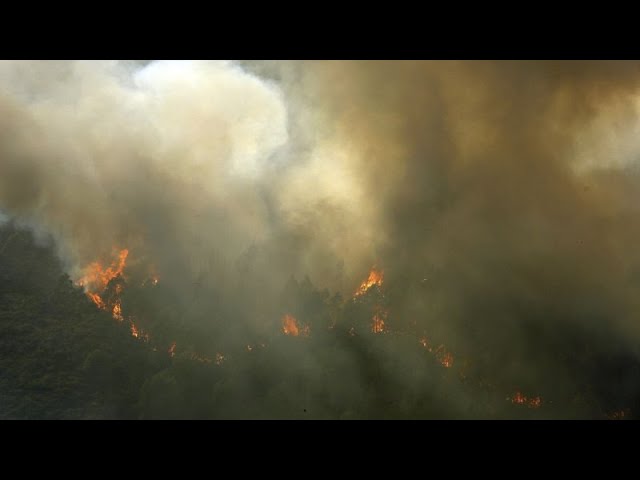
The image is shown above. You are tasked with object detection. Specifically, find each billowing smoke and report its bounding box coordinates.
[3,60,640,417]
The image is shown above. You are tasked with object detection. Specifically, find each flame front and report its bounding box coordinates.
[87,292,106,310]
[77,248,151,341]
[353,267,384,298]
[77,248,129,319]
[78,249,128,295]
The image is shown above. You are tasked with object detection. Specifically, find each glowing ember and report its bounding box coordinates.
[112,300,123,322]
[372,313,386,333]
[247,344,253,352]
[420,337,454,368]
[510,391,543,409]
[353,267,384,298]
[168,341,176,358]
[130,322,139,338]
[607,409,630,420]
[419,337,432,352]
[433,345,454,368]
[215,353,225,365]
[439,352,454,368]
[143,275,160,286]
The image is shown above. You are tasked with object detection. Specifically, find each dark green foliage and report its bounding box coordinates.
[1,223,639,419]
[0,224,164,419]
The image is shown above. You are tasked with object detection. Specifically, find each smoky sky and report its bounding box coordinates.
[4,60,640,416]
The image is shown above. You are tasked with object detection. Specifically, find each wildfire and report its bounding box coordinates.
[282,314,299,336]
[372,313,386,334]
[438,351,454,368]
[112,300,123,322]
[128,319,149,341]
[282,314,309,337]
[215,353,225,365]
[77,248,129,314]
[77,249,129,294]
[168,341,176,358]
[510,391,543,409]
[420,337,454,368]
[353,267,384,298]
[87,292,106,310]
[434,345,454,368]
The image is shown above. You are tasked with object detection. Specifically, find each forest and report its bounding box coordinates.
[2,221,638,419]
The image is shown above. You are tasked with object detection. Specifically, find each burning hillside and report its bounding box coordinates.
[77,248,129,316]
[3,61,640,419]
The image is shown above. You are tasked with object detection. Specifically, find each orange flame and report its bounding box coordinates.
[76,249,149,340]
[168,341,176,358]
[77,248,128,312]
[78,249,128,293]
[112,299,123,322]
[87,292,106,310]
[129,320,149,341]
[420,337,454,368]
[282,314,309,337]
[282,314,299,336]
[353,267,384,298]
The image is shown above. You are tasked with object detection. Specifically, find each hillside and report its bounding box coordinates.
[1,223,638,419]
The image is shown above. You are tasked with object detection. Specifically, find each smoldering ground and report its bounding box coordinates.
[2,60,640,418]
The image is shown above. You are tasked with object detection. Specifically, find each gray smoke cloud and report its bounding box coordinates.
[3,60,640,417]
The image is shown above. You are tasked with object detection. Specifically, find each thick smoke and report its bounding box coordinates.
[3,60,640,417]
